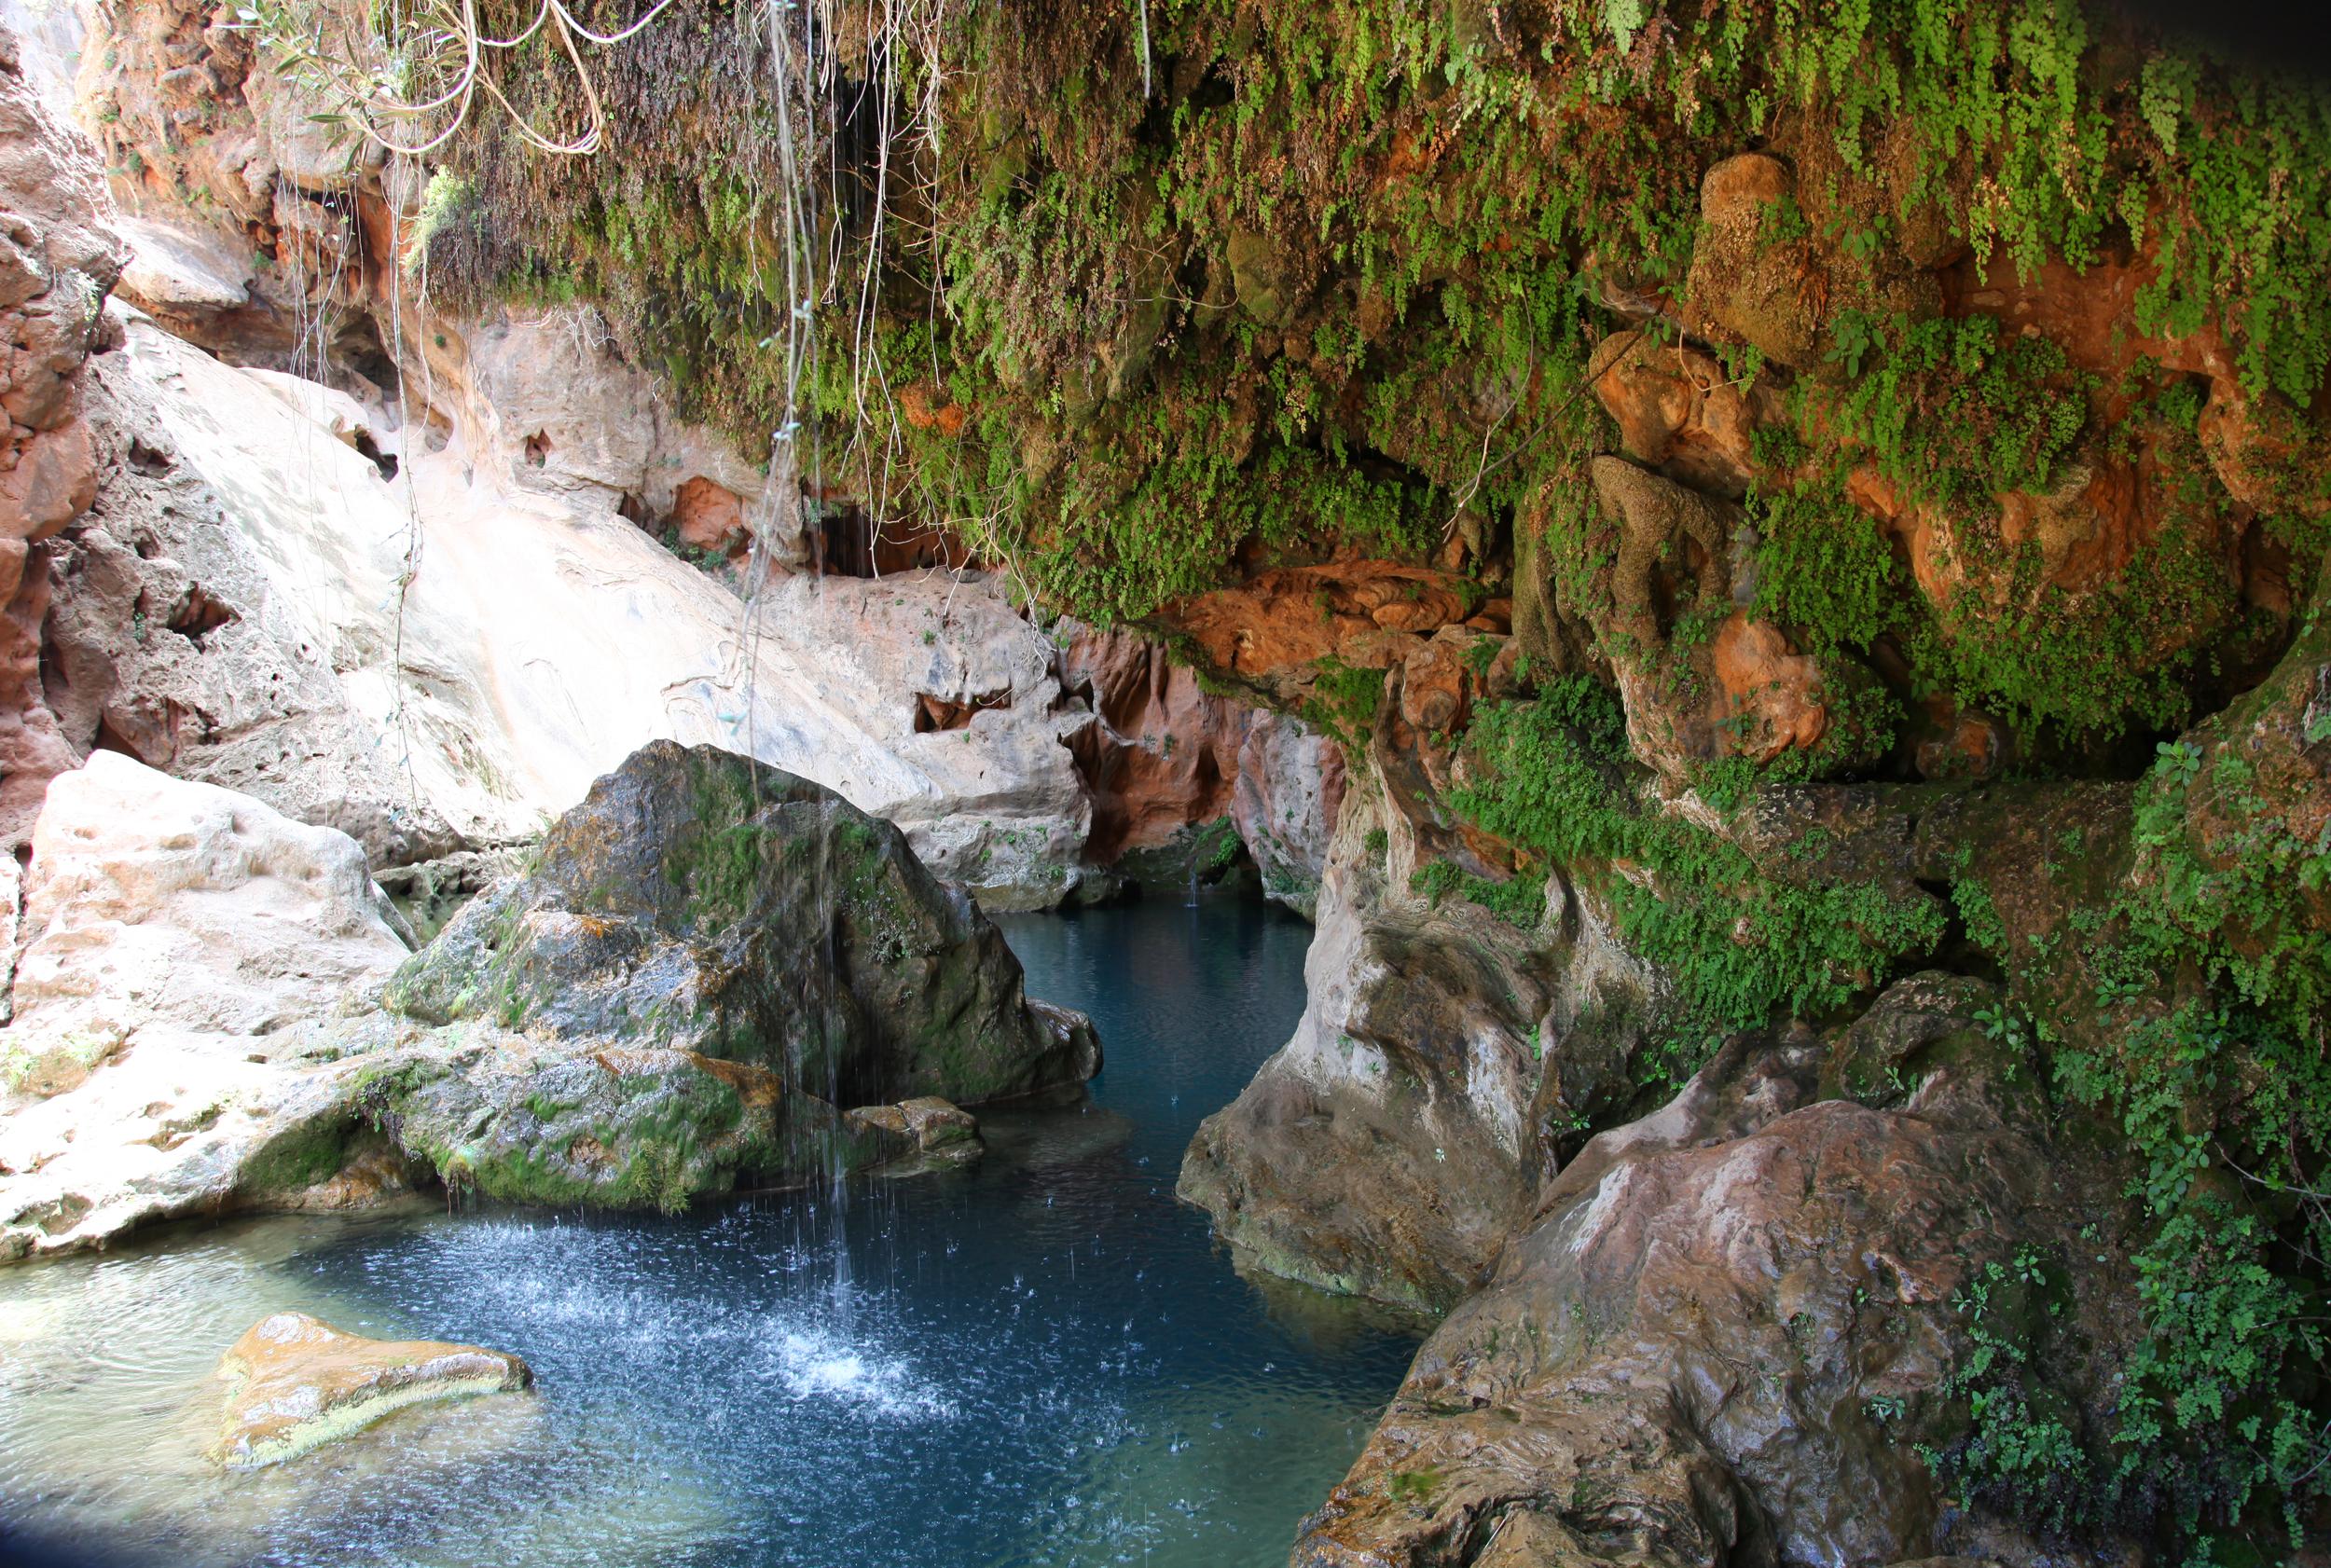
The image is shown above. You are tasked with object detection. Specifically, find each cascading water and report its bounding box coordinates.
[0,901,1421,1567]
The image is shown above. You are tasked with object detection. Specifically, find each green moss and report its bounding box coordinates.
[1749,475,1903,658]
[1445,678,1945,1072]
[237,1113,357,1195]
[1302,657,1387,752]
[1410,857,1545,927]
[414,0,2330,736]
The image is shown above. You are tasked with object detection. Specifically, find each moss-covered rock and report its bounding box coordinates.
[387,740,1100,1108]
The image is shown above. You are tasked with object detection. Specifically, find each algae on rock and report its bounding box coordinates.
[387,740,1099,1107]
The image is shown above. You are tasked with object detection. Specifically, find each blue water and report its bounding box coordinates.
[0,900,1423,1567]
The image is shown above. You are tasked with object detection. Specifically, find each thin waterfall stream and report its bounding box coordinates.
[0,899,1422,1568]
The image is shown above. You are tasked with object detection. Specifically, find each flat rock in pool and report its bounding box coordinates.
[210,1311,532,1469]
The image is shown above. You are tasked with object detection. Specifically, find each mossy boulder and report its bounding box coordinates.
[367,1035,832,1214]
[386,741,1099,1108]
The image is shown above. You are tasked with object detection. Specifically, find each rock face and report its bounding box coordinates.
[1180,752,1650,1313]
[845,1094,984,1172]
[1231,709,1345,918]
[387,740,1099,1107]
[0,742,1101,1259]
[359,1033,820,1214]
[0,750,414,1259]
[0,27,124,843]
[41,309,1113,902]
[211,1311,531,1470]
[1066,620,1343,914]
[1294,977,2116,1568]
[0,15,1309,904]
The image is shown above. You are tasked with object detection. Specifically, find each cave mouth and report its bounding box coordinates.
[817,502,972,578]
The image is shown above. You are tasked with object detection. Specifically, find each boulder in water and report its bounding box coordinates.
[846,1093,983,1172]
[368,1038,848,1213]
[210,1311,531,1470]
[386,741,1099,1107]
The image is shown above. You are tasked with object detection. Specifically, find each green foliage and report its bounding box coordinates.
[424,0,2331,679]
[1302,657,1387,752]
[1409,856,1546,927]
[406,167,472,272]
[1446,680,1945,1062]
[1823,311,2093,519]
[1948,730,2331,1560]
[1922,1246,2093,1534]
[1748,473,1903,656]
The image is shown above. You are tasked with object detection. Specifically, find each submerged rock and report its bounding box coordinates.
[386,740,1099,1107]
[210,1311,531,1470]
[846,1093,984,1172]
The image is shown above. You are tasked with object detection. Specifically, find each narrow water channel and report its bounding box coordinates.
[0,899,1423,1568]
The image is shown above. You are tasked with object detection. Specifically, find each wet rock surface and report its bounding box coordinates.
[1064,619,1342,915]
[845,1093,985,1174]
[210,1311,531,1470]
[386,740,1100,1107]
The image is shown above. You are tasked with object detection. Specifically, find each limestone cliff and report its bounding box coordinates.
[9,0,2331,1561]
[0,7,1337,914]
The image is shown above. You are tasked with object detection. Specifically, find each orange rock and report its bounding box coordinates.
[1063,624,1246,861]
[210,1312,531,1469]
[1910,695,2009,780]
[1683,152,1825,372]
[1162,561,1469,685]
[1846,465,1963,609]
[899,380,969,438]
[1710,612,1828,763]
[2198,377,2331,524]
[1938,247,2233,385]
[1399,636,1471,734]
[671,475,744,553]
[0,418,98,541]
[1588,328,1761,495]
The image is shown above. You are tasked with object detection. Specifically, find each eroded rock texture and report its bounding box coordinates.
[1067,619,1343,912]
[0,11,1314,912]
[0,25,122,841]
[1293,979,2126,1567]
[10,3,2331,1561]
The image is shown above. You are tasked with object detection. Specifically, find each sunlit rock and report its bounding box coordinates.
[0,751,414,1259]
[210,1311,531,1470]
